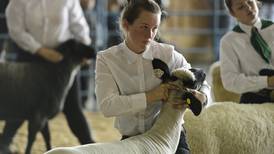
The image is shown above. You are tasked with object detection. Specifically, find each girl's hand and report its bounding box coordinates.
[36,47,63,63]
[267,76,274,88]
[146,83,179,104]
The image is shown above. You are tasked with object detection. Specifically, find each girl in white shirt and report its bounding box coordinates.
[220,0,274,103]
[95,0,210,153]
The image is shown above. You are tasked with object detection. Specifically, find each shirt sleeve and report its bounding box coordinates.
[220,36,268,94]
[6,0,41,53]
[69,0,91,45]
[95,54,147,117]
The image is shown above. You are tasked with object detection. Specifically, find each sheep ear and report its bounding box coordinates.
[152,58,171,82]
[182,92,203,116]
[189,68,206,87]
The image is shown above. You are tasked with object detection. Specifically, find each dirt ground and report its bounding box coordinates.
[0,111,121,154]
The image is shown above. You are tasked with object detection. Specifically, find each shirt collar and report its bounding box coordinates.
[122,41,154,64]
[239,18,262,35]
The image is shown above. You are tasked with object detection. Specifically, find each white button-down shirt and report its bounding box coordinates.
[6,0,91,53]
[95,41,210,136]
[220,18,274,94]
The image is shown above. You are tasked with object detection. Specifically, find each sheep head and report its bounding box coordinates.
[152,58,206,116]
[56,39,95,65]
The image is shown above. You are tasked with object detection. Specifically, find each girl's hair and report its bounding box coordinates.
[224,0,233,13]
[224,0,261,13]
[119,0,161,36]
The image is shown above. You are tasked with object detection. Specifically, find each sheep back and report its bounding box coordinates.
[184,102,274,154]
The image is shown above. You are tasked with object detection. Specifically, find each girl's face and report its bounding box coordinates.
[230,0,259,25]
[123,10,161,54]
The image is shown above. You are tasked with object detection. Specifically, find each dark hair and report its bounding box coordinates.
[224,0,233,13]
[121,0,161,25]
[119,0,161,37]
[224,0,261,13]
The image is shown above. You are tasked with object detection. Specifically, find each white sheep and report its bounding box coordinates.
[45,66,207,154]
[184,102,274,154]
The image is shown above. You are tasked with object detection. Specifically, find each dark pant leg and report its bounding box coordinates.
[240,91,271,104]
[63,78,95,144]
[175,126,190,154]
[79,65,91,107]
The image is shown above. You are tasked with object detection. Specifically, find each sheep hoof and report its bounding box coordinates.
[182,92,202,116]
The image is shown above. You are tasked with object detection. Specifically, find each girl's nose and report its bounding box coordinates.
[244,3,252,11]
[145,29,154,39]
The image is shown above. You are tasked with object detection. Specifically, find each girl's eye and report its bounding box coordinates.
[153,27,158,32]
[139,25,149,31]
[143,25,149,29]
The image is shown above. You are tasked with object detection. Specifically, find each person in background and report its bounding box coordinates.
[260,0,274,20]
[95,0,210,153]
[107,0,124,47]
[220,0,274,104]
[0,0,95,152]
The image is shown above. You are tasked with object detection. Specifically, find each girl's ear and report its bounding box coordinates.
[122,19,129,31]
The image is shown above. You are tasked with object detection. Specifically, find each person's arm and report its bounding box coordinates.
[69,0,91,45]
[6,1,63,63]
[95,54,148,117]
[5,0,41,53]
[36,47,63,63]
[220,37,267,94]
[95,53,179,117]
[146,83,180,103]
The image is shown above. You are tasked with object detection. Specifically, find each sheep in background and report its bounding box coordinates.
[0,40,95,154]
[184,102,274,154]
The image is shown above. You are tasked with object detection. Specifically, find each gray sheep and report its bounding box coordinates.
[0,40,95,154]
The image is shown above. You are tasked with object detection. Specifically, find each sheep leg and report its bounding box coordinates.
[0,120,24,153]
[41,122,51,150]
[25,116,48,154]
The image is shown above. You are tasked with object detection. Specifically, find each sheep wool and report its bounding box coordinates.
[184,102,274,154]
